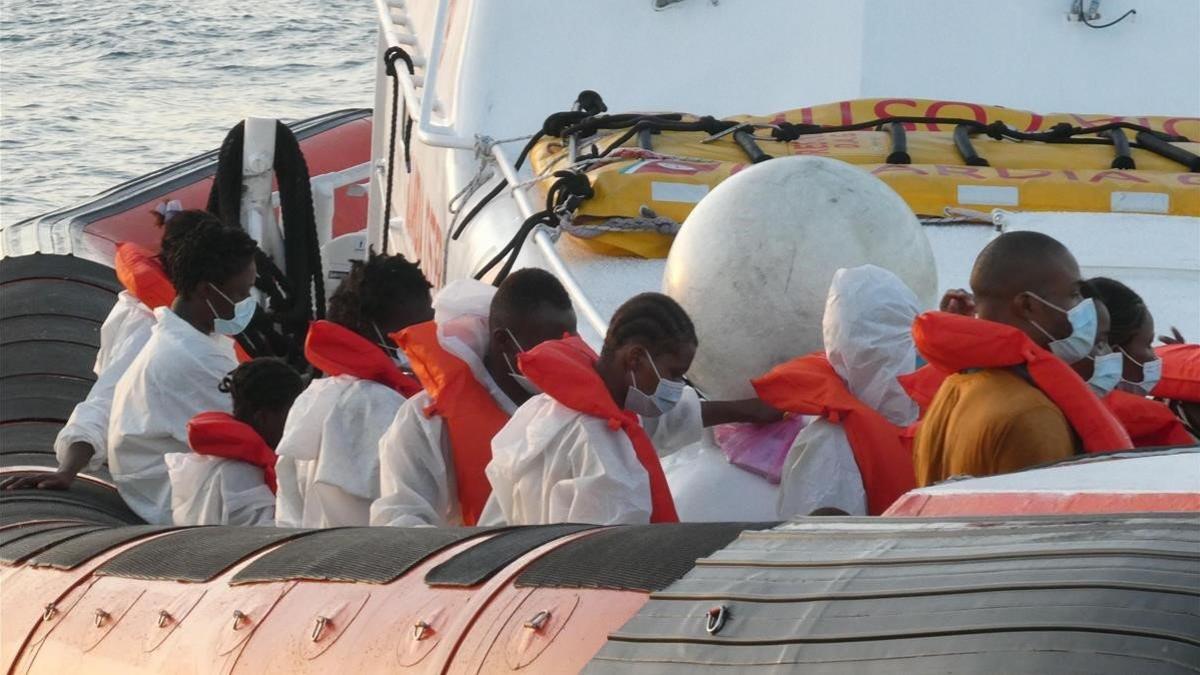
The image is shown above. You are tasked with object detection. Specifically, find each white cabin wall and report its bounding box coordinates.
[453,0,869,138]
[859,0,1200,116]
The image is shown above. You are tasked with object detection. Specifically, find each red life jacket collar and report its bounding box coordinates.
[1153,343,1200,403]
[304,320,422,397]
[186,411,277,493]
[753,353,915,515]
[518,336,679,523]
[394,320,510,525]
[912,312,1132,453]
[1104,390,1195,448]
[114,242,176,309]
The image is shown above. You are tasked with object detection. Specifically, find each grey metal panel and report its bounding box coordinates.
[586,515,1200,673]
[587,632,1200,674]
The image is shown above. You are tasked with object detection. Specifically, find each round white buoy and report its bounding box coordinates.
[664,156,937,399]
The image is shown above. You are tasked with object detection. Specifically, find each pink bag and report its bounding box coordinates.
[713,415,807,484]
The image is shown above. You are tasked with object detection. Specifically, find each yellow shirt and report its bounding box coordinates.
[913,368,1076,486]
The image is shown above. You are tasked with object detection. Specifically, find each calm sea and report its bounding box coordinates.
[0,0,375,226]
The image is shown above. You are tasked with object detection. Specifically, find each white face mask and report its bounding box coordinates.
[502,329,541,395]
[1117,348,1163,396]
[624,349,686,418]
[1087,351,1123,397]
[207,283,256,336]
[372,323,409,369]
[1027,294,1097,365]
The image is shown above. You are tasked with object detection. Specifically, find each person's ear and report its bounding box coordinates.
[1011,292,1035,323]
[618,344,641,374]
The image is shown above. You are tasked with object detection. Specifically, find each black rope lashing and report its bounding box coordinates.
[452,91,605,243]
[1105,128,1136,170]
[884,122,911,164]
[206,120,324,369]
[381,46,415,254]
[473,171,592,286]
[953,125,990,167]
[1135,131,1200,172]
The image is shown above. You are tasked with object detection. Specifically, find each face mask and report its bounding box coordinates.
[1117,348,1163,396]
[373,323,410,369]
[624,350,686,418]
[502,329,541,395]
[1086,351,1123,397]
[207,284,256,336]
[1027,294,1096,365]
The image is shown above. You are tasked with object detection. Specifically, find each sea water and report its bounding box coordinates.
[0,0,374,226]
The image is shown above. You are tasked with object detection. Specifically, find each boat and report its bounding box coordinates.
[1,0,1198,672]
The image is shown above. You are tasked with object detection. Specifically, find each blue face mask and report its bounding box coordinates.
[502,329,541,395]
[207,283,256,336]
[1087,351,1123,397]
[1027,294,1097,365]
[1117,348,1163,396]
[373,323,409,369]
[625,350,686,418]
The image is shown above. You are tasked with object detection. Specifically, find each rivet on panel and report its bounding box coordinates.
[310,616,330,642]
[705,605,729,635]
[231,610,248,631]
[523,610,551,632]
[157,610,173,628]
[94,609,110,628]
[412,620,432,641]
[43,604,57,622]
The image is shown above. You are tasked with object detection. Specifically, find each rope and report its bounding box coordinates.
[205,120,325,369]
[472,170,593,285]
[1083,8,1136,28]
[381,46,415,254]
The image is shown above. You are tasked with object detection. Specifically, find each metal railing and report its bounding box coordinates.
[372,0,610,337]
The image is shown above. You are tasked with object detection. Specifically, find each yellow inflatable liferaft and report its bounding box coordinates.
[527,99,1199,258]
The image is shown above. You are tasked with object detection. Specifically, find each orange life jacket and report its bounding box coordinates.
[518,336,679,523]
[304,320,422,397]
[114,242,175,309]
[912,312,1132,453]
[394,321,510,526]
[753,353,915,515]
[897,364,949,415]
[186,411,278,493]
[1153,343,1200,403]
[1104,390,1195,447]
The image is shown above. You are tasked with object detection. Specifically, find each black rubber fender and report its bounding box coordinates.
[0,253,121,292]
[0,314,102,348]
[0,278,117,324]
[0,374,94,423]
[0,483,144,526]
[0,340,99,381]
[0,421,63,455]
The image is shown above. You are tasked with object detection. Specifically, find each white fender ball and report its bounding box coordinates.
[664,156,937,399]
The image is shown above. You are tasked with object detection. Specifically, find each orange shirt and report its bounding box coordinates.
[913,368,1076,486]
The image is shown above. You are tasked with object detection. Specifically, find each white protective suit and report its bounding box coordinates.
[479,384,703,526]
[54,291,156,471]
[165,454,275,525]
[371,280,516,527]
[274,375,407,528]
[776,265,921,518]
[661,435,783,522]
[107,308,238,524]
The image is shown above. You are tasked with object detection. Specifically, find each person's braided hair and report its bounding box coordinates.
[219,357,304,421]
[1088,277,1150,349]
[165,218,257,296]
[158,209,218,279]
[601,292,697,359]
[327,250,431,335]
